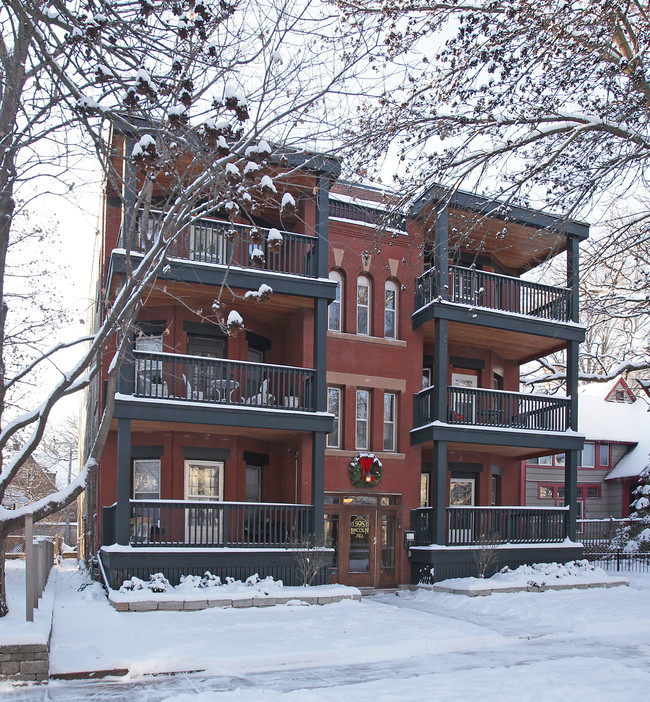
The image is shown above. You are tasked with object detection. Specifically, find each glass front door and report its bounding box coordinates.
[325,496,399,588]
[184,460,224,545]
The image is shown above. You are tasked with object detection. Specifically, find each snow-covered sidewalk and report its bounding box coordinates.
[3,560,650,700]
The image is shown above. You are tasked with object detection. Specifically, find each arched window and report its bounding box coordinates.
[328,271,343,332]
[384,280,398,339]
[357,275,371,335]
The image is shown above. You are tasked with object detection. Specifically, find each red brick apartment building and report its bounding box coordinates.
[82,129,588,588]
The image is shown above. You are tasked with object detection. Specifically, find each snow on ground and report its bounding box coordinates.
[2,561,650,701]
[0,560,54,646]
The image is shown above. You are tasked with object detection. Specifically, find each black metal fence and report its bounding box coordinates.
[133,213,317,278]
[578,518,650,572]
[128,500,314,548]
[415,265,570,321]
[131,351,315,410]
[412,506,569,546]
[414,385,569,432]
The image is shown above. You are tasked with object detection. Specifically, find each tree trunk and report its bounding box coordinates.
[0,530,8,617]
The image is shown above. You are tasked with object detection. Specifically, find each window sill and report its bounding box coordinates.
[327,331,407,348]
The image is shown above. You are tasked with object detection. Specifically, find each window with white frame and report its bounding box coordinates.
[383,392,396,451]
[384,280,397,339]
[356,389,370,449]
[327,387,342,448]
[580,442,595,467]
[357,276,371,335]
[599,443,610,466]
[133,459,161,500]
[328,271,343,332]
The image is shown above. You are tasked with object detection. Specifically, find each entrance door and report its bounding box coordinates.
[184,460,224,545]
[325,496,398,588]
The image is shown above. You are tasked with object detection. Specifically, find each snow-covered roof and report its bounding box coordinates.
[577,381,650,480]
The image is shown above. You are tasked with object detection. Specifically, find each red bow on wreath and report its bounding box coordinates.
[360,455,375,483]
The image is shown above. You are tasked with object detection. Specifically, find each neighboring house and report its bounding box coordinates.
[523,377,650,519]
[2,456,78,552]
[83,126,589,586]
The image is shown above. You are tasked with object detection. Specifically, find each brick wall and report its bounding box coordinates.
[0,643,49,682]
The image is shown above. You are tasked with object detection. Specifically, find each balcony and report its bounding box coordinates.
[106,500,314,548]
[131,213,317,279]
[414,386,570,433]
[415,265,571,322]
[131,350,315,411]
[412,505,569,546]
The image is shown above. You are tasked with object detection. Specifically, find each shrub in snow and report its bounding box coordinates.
[120,576,147,592]
[245,573,260,586]
[149,572,171,593]
[200,572,222,588]
[612,464,650,554]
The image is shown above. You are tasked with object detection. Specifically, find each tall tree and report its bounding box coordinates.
[335,0,650,375]
[0,0,375,614]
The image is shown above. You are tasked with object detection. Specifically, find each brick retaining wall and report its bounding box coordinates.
[0,643,49,682]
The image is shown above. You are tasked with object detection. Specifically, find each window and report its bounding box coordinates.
[328,271,343,332]
[538,455,553,465]
[384,280,397,339]
[422,368,432,389]
[135,335,166,396]
[383,392,397,452]
[580,442,595,467]
[356,389,370,449]
[420,473,430,507]
[491,475,500,506]
[599,443,609,467]
[357,276,370,335]
[554,453,565,466]
[539,485,554,499]
[327,387,341,448]
[587,486,601,499]
[133,459,161,500]
[245,465,261,502]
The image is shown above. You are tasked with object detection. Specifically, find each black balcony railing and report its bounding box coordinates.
[125,500,314,548]
[414,386,570,432]
[130,212,318,278]
[412,505,569,546]
[131,350,316,411]
[415,265,571,322]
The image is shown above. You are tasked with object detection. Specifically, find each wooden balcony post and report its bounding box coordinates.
[311,433,325,540]
[115,418,132,545]
[566,234,580,323]
[120,137,138,252]
[431,440,447,544]
[433,203,449,301]
[118,342,135,395]
[432,318,448,422]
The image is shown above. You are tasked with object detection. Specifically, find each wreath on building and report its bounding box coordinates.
[349,453,383,488]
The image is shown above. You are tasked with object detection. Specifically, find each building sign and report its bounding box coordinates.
[350,515,370,538]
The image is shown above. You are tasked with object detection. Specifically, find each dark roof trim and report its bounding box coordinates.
[110,119,341,178]
[411,184,590,241]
